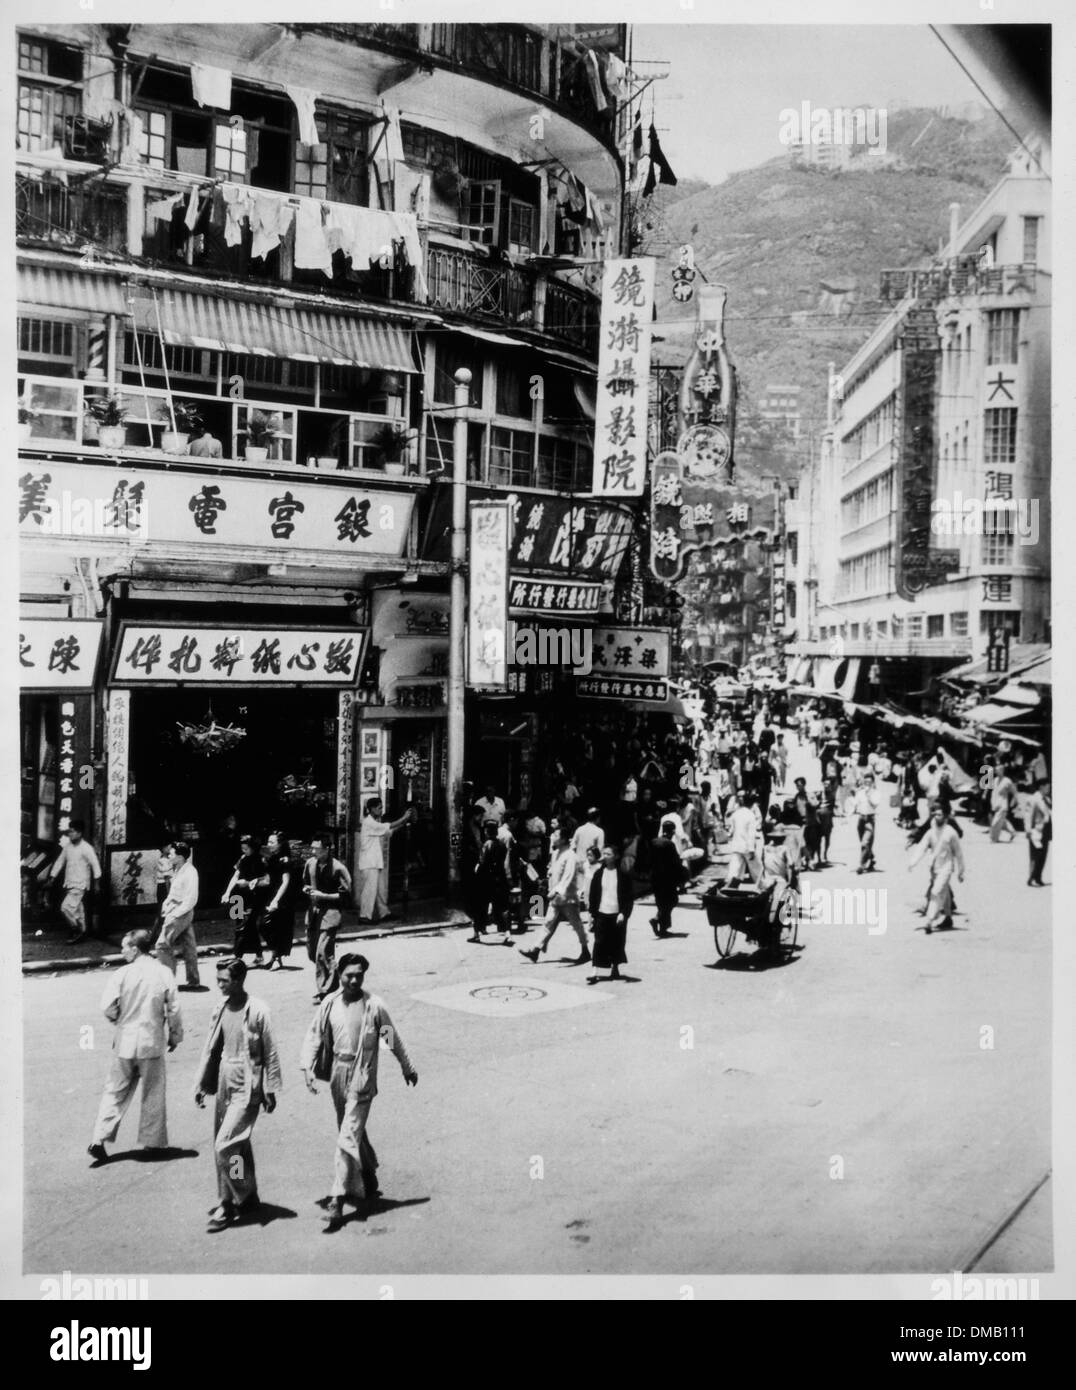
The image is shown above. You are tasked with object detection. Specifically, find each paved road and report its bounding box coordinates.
[23,737,1051,1277]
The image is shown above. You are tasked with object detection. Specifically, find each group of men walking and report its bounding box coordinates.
[88,929,417,1234]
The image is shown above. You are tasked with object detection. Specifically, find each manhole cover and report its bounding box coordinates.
[470,984,547,1002]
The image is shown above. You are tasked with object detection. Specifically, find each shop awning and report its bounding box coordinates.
[964,701,1040,728]
[835,657,861,700]
[993,683,1042,707]
[128,288,418,371]
[17,263,130,316]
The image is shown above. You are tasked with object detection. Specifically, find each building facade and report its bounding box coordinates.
[790,142,1050,706]
[17,21,637,915]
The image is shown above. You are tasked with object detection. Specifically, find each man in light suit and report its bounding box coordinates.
[88,929,183,1163]
[195,957,282,1232]
[300,953,417,1230]
[155,841,202,989]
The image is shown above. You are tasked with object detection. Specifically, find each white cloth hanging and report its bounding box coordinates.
[250,196,293,260]
[221,183,255,247]
[293,197,332,274]
[190,63,232,110]
[146,192,183,223]
[184,185,203,231]
[286,86,320,146]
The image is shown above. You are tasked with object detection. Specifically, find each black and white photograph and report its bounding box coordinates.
[5,0,1072,1317]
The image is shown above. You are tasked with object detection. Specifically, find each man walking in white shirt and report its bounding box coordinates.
[571,808,604,866]
[155,841,203,989]
[852,772,882,873]
[724,793,762,886]
[521,824,590,965]
[88,929,183,1163]
[48,819,101,944]
[356,798,414,924]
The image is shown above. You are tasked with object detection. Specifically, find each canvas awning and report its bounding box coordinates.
[964,701,1039,728]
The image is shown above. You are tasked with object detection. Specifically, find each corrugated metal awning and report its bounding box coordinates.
[18,264,418,372]
[128,288,417,371]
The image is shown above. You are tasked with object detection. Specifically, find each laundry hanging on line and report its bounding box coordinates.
[285,85,320,146]
[190,63,232,110]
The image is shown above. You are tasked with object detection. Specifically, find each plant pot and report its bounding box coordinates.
[19,423,33,444]
[162,430,189,455]
[317,457,338,470]
[244,446,269,462]
[384,461,406,476]
[98,425,126,450]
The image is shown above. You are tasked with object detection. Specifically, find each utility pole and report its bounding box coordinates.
[446,367,471,898]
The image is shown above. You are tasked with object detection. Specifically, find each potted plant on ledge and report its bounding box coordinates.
[244,410,274,462]
[18,399,38,445]
[159,400,201,455]
[85,393,129,451]
[370,422,411,475]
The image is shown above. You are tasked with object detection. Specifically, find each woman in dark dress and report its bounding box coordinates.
[586,845,633,983]
[221,834,270,966]
[263,830,299,970]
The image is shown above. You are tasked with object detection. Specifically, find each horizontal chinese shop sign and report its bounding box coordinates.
[508,576,603,616]
[110,623,367,687]
[19,619,104,691]
[502,493,634,580]
[587,626,671,681]
[18,461,414,558]
[577,676,669,703]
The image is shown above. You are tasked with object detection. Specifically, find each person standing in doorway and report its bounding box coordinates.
[474,784,507,827]
[48,819,101,945]
[88,930,183,1163]
[587,845,633,984]
[357,798,414,925]
[156,841,202,990]
[304,838,352,1003]
[301,954,418,1230]
[222,835,270,968]
[195,957,282,1232]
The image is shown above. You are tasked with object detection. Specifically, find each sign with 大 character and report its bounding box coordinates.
[649,450,778,583]
[587,626,671,680]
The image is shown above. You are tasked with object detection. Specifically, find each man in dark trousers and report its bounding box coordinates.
[587,845,633,984]
[649,818,685,939]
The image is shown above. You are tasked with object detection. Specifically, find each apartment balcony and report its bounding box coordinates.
[17,169,600,355]
[297,22,620,157]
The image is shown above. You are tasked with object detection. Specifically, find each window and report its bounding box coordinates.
[17,35,82,153]
[891,617,903,640]
[981,510,1015,567]
[213,122,247,179]
[876,619,887,638]
[489,426,534,487]
[1022,216,1040,265]
[849,624,860,640]
[927,614,944,638]
[787,531,798,566]
[983,408,1017,465]
[981,610,1021,638]
[295,111,368,204]
[432,339,484,406]
[536,435,588,491]
[950,612,968,637]
[18,318,77,375]
[236,401,295,463]
[136,109,168,169]
[495,361,532,420]
[906,614,924,639]
[508,199,536,255]
[461,180,500,245]
[18,375,83,443]
[294,140,328,199]
[986,309,1019,366]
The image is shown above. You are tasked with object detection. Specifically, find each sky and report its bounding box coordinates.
[629,26,989,185]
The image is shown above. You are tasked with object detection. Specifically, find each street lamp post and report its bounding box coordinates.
[445,367,471,899]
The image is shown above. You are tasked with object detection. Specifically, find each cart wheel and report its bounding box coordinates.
[713,918,737,959]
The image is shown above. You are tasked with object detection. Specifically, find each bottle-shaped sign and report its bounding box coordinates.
[677,282,736,481]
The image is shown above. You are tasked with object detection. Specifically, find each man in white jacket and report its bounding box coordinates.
[88,930,183,1163]
[155,841,202,989]
[521,824,590,965]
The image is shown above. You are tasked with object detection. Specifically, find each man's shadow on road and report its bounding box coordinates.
[93,1146,199,1167]
[705,947,804,973]
[322,1195,431,1234]
[238,1202,298,1229]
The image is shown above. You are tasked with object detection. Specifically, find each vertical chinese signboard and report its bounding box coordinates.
[468,500,510,689]
[895,308,959,597]
[592,257,656,496]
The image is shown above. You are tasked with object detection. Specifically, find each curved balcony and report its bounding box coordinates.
[292,23,621,162]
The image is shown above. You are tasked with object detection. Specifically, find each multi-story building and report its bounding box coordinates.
[17,21,634,916]
[790,142,1050,707]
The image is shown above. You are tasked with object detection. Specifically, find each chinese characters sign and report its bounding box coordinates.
[649,450,777,583]
[508,577,602,615]
[53,695,94,836]
[592,257,656,496]
[18,462,414,558]
[468,502,510,690]
[109,848,165,908]
[577,676,668,703]
[504,493,633,579]
[587,627,670,679]
[19,619,104,690]
[110,624,367,686]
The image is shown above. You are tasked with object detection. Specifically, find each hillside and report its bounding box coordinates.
[644,107,1017,481]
